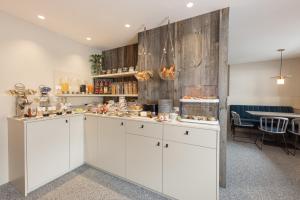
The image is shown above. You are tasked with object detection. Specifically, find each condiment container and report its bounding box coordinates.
[132,81,138,94]
[80,85,86,94]
[122,67,129,72]
[112,68,117,74]
[128,82,133,94]
[129,66,135,72]
[170,113,178,122]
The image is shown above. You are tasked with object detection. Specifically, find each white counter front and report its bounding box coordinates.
[8,113,219,200]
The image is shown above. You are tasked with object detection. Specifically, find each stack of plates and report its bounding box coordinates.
[158,99,173,113]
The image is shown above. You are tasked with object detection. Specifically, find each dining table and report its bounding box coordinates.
[246,111,300,119]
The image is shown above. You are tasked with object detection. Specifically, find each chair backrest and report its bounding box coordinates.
[260,117,289,134]
[231,111,241,126]
[291,118,300,134]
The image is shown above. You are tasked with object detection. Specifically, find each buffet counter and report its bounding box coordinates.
[85,112,220,131]
[8,113,220,200]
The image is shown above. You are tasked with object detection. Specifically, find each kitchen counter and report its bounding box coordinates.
[8,111,219,200]
[9,112,220,131]
[86,113,220,131]
[8,113,83,122]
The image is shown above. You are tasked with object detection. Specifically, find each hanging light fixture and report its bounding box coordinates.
[271,49,291,85]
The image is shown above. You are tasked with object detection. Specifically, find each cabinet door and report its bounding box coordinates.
[70,115,84,170]
[126,134,162,192]
[84,115,99,167]
[163,141,217,200]
[26,118,69,191]
[99,117,125,177]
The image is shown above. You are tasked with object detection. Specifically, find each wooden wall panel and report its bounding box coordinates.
[103,44,138,70]
[137,10,221,106]
[218,8,229,188]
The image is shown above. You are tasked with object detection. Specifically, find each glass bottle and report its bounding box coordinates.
[103,81,108,94]
[99,81,104,94]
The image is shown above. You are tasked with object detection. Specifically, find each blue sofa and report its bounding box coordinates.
[230,105,294,126]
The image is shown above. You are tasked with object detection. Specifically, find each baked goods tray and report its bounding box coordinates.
[179,118,219,125]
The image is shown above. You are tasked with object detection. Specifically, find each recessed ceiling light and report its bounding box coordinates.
[37,15,45,20]
[186,2,194,8]
[86,37,92,41]
[124,24,131,28]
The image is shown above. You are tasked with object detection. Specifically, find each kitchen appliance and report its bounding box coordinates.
[39,85,52,116]
[39,86,51,107]
[7,83,37,117]
[143,104,158,115]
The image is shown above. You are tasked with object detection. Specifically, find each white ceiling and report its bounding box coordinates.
[229,0,300,64]
[0,0,300,64]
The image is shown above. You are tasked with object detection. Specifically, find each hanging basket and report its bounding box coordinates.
[159,18,176,81]
[136,26,153,82]
[135,70,153,81]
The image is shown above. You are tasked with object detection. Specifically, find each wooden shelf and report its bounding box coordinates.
[56,94,138,97]
[92,71,138,78]
[179,98,219,103]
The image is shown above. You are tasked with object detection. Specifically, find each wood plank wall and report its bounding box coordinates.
[137,11,222,106]
[218,8,229,188]
[102,44,138,70]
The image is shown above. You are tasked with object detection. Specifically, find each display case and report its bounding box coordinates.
[179,98,219,125]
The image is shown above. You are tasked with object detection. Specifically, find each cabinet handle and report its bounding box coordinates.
[84,117,87,120]
[156,142,160,146]
[185,131,189,135]
[140,125,144,129]
[165,144,169,148]
[65,119,68,123]
[121,122,124,126]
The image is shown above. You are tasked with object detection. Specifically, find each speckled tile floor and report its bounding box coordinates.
[1,135,300,200]
[0,166,169,200]
[220,134,300,200]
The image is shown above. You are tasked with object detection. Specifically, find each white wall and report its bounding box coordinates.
[229,58,300,111]
[0,12,101,185]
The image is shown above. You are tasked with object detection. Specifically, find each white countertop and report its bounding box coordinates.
[85,113,220,131]
[8,113,84,123]
[8,112,220,131]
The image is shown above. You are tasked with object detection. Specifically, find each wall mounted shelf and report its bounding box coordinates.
[92,71,138,79]
[56,94,138,97]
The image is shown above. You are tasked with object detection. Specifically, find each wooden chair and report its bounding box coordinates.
[231,111,255,142]
[288,118,300,156]
[256,117,289,154]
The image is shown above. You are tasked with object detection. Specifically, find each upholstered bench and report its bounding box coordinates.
[230,105,294,126]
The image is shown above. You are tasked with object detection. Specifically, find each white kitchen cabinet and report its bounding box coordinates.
[126,133,162,192]
[9,114,219,199]
[84,115,99,167]
[99,117,126,177]
[163,140,217,200]
[69,115,84,170]
[26,117,70,192]
[125,120,163,139]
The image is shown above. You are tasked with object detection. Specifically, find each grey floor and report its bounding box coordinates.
[0,166,169,200]
[1,134,300,200]
[221,133,300,200]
